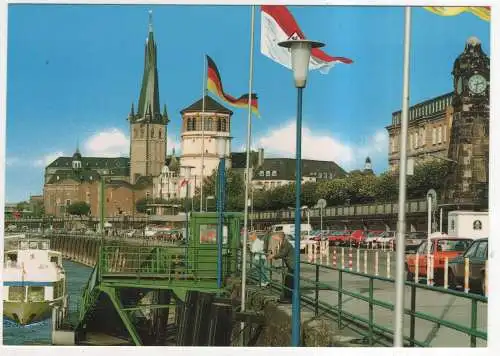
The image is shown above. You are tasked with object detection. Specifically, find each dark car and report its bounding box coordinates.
[448,238,488,294]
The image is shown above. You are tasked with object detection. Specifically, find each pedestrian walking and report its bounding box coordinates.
[267,232,295,304]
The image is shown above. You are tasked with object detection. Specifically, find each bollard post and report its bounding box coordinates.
[426,254,431,286]
[356,249,360,273]
[415,253,419,284]
[332,248,337,268]
[308,243,313,263]
[444,257,449,289]
[341,248,345,269]
[348,247,353,271]
[364,250,368,274]
[326,242,330,264]
[464,257,470,293]
[430,255,435,286]
[374,251,379,276]
[386,251,391,279]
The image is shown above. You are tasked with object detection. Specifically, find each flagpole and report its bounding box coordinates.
[240,4,255,344]
[200,55,207,212]
[394,6,411,347]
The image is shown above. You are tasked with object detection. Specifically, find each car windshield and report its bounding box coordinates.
[436,239,470,252]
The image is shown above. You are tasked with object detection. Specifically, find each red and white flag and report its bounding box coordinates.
[260,5,353,74]
[179,179,188,188]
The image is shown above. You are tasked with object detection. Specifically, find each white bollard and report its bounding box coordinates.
[444,257,449,289]
[332,248,337,268]
[364,250,368,274]
[386,252,391,278]
[356,249,360,272]
[341,248,345,269]
[430,256,435,286]
[375,251,379,276]
[312,242,317,262]
[415,253,419,283]
[348,247,353,271]
[426,254,431,286]
[464,257,470,293]
[326,242,330,264]
[308,243,313,263]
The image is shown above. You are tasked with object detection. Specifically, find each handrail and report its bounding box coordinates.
[247,252,487,347]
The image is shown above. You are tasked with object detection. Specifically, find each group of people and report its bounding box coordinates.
[248,231,295,304]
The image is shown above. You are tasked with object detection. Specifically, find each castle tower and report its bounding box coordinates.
[179,95,233,194]
[443,37,489,209]
[128,11,169,184]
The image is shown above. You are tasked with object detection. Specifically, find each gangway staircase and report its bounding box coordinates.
[71,212,255,346]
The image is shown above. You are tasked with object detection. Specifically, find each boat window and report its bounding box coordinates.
[50,256,58,264]
[27,286,45,302]
[8,286,25,302]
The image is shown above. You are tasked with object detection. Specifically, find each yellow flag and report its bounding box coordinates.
[424,6,490,22]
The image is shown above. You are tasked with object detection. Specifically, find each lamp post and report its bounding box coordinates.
[278,38,324,347]
[216,137,226,289]
[181,165,194,244]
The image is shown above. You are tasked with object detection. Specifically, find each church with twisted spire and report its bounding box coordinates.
[42,12,176,218]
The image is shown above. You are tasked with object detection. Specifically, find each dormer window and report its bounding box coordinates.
[265,171,270,177]
[259,171,264,177]
[272,170,277,177]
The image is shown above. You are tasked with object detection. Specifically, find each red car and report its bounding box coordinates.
[327,230,351,245]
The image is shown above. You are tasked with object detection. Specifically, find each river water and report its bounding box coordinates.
[2,260,93,345]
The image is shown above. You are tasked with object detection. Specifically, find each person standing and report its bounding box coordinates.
[268,232,295,304]
[250,233,269,287]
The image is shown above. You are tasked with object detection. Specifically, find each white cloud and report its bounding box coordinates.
[33,151,66,167]
[167,136,180,155]
[254,121,388,171]
[6,157,20,166]
[83,128,129,157]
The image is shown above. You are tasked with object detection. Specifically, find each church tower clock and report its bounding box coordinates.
[443,37,489,208]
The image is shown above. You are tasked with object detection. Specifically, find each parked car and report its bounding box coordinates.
[345,229,367,246]
[376,231,397,247]
[406,237,473,285]
[364,230,385,247]
[448,237,488,294]
[327,230,351,246]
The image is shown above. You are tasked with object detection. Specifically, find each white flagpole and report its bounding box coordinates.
[200,56,207,212]
[394,6,411,347]
[240,4,255,342]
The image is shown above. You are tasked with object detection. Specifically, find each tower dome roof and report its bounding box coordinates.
[72,149,82,161]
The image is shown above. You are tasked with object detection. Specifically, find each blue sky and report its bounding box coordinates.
[4,4,490,203]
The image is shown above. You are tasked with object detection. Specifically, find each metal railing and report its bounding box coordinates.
[247,253,487,347]
[249,198,427,221]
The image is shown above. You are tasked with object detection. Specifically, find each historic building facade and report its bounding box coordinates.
[387,93,454,172]
[178,95,233,197]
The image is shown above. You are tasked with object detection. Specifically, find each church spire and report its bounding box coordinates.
[134,10,164,124]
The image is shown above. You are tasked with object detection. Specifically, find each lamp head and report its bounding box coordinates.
[278,39,325,88]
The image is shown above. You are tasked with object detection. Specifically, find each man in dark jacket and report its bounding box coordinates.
[267,232,295,304]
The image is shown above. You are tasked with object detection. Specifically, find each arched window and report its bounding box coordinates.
[158,129,162,139]
[151,128,155,138]
[140,128,145,138]
[134,128,138,138]
[207,118,213,131]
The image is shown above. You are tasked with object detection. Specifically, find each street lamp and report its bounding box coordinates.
[278,38,324,347]
[216,137,227,289]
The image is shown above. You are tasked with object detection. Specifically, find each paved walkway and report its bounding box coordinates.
[255,248,487,347]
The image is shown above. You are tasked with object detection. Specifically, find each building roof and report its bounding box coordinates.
[180,95,233,115]
[46,156,130,176]
[46,169,102,184]
[231,151,259,170]
[253,158,346,181]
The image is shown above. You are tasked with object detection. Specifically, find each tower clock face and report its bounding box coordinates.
[468,74,487,94]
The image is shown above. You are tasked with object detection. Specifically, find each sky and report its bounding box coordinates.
[4,4,490,203]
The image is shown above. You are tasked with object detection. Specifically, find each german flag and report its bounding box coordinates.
[206,55,260,117]
[424,6,490,22]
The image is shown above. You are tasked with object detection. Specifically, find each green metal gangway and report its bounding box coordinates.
[75,212,243,346]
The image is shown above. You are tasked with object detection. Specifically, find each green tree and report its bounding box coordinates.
[67,201,91,217]
[407,159,450,199]
[373,172,398,202]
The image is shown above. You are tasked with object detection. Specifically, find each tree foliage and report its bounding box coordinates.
[67,201,91,217]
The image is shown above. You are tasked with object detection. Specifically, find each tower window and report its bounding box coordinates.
[151,128,155,138]
[432,128,437,145]
[438,126,442,144]
[259,171,264,177]
[158,129,162,139]
[221,118,227,131]
[207,118,213,131]
[187,118,195,131]
[134,128,138,138]
[217,118,222,131]
[272,170,277,177]
[140,128,145,138]
[265,171,270,177]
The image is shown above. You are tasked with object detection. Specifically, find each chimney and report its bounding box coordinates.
[258,148,264,167]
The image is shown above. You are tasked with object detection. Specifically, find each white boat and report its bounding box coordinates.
[3,239,67,326]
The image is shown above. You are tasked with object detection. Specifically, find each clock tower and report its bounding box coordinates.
[443,36,489,209]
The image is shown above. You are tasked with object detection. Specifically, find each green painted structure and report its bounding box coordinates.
[75,212,243,345]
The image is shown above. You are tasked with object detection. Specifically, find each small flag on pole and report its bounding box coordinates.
[260,5,353,74]
[179,179,188,188]
[206,55,260,117]
[424,6,490,21]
